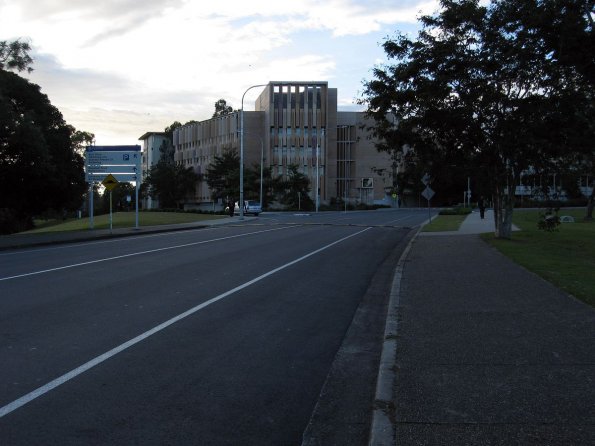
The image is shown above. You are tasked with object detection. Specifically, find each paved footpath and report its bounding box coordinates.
[372,211,595,445]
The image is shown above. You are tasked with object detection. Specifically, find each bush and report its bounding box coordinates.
[537,209,561,232]
[0,208,33,234]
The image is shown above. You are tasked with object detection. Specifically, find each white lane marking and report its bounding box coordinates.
[0,227,372,418]
[385,214,419,225]
[0,226,292,282]
[0,226,223,257]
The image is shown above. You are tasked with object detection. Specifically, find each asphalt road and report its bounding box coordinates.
[0,209,431,445]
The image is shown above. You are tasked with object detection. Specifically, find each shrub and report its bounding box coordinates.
[537,208,561,232]
[0,208,33,234]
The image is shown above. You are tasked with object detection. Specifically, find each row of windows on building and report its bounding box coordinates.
[175,126,333,149]
[175,142,357,166]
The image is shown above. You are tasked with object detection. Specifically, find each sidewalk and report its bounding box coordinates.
[371,217,595,445]
[420,209,519,236]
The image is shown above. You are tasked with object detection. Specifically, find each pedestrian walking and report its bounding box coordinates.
[228,199,235,217]
[478,195,486,219]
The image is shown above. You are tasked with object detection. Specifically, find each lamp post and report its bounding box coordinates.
[240,83,267,220]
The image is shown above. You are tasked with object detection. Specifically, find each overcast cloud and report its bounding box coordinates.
[0,0,437,144]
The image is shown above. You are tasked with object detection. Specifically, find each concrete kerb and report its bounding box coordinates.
[367,210,496,445]
[368,225,422,446]
[367,210,524,444]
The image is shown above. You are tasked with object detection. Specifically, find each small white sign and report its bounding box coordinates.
[421,173,431,186]
[422,186,435,201]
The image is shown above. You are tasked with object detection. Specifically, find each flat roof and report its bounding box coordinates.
[138,131,167,140]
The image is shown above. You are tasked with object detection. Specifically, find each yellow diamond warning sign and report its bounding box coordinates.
[102,174,119,191]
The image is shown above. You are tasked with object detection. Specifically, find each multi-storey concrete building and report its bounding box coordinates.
[138,131,169,209]
[161,81,394,210]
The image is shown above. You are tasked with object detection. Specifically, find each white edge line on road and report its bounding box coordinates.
[0,226,223,257]
[0,226,292,282]
[0,227,372,418]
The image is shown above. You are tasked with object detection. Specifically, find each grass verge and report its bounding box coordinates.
[422,214,468,232]
[482,209,594,307]
[25,212,226,233]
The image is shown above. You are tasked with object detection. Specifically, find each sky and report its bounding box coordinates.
[0,0,439,145]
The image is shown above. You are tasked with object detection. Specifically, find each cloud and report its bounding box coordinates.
[0,0,436,144]
[2,0,184,22]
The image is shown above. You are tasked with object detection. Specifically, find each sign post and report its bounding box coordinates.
[89,182,94,229]
[421,173,435,222]
[102,174,119,234]
[85,145,141,231]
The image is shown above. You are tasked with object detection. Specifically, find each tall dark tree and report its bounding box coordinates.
[243,163,273,207]
[205,149,271,207]
[144,161,199,209]
[0,69,87,233]
[361,0,594,238]
[205,150,240,202]
[274,164,313,210]
[532,0,595,219]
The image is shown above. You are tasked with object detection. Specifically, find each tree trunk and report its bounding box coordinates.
[493,177,514,239]
[585,180,594,221]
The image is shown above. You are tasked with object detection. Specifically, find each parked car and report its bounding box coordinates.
[234,200,262,216]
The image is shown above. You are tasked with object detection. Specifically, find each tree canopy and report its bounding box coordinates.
[212,99,234,118]
[205,150,270,205]
[164,121,182,141]
[0,69,87,233]
[71,129,95,156]
[0,39,33,73]
[143,161,199,209]
[205,150,241,202]
[361,0,594,238]
[274,164,313,210]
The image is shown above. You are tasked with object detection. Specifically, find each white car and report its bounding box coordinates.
[234,200,262,216]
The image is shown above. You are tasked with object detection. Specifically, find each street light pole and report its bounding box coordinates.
[240,83,267,220]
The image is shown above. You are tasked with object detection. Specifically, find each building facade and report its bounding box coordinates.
[138,131,169,209]
[169,81,395,210]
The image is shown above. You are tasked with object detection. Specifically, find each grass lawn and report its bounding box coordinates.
[26,211,226,233]
[482,209,595,307]
[422,214,468,232]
